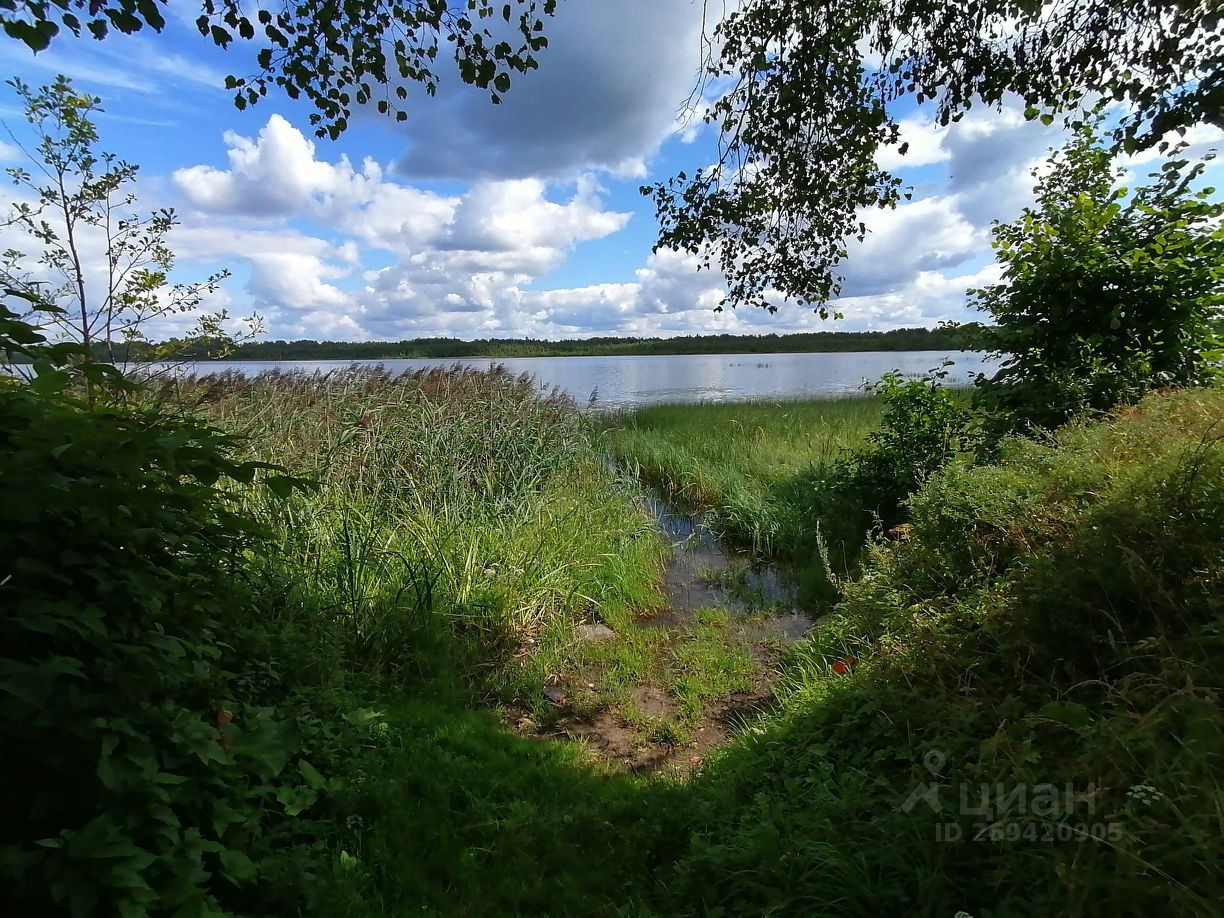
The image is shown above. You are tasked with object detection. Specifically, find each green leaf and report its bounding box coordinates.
[219,848,258,884]
[1040,701,1092,729]
[3,20,58,53]
[275,785,318,816]
[265,475,297,498]
[137,0,166,31]
[299,759,326,790]
[30,363,71,396]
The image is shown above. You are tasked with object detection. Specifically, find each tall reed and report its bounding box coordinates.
[170,366,665,689]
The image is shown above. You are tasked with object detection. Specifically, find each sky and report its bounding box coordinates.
[0,0,1219,342]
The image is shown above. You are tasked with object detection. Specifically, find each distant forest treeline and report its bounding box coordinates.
[67,324,994,362]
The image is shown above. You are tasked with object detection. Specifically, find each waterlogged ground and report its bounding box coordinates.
[518,485,817,775]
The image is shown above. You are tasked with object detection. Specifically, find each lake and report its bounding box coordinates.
[173,350,999,409]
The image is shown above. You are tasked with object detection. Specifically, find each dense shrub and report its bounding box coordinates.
[0,308,326,915]
[972,123,1224,438]
[824,366,973,529]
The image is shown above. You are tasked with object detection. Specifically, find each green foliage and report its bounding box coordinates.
[9,295,1220,914]
[187,366,666,694]
[0,1,557,139]
[830,365,974,527]
[0,305,326,914]
[646,0,1224,313]
[1,75,242,367]
[972,125,1224,437]
[603,395,890,617]
[603,395,881,558]
[668,387,1224,914]
[177,367,680,911]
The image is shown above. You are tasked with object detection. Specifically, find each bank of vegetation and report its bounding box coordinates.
[3,69,1224,918]
[657,385,1224,915]
[59,324,989,363]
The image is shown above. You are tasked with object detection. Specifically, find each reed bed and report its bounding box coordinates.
[170,366,665,688]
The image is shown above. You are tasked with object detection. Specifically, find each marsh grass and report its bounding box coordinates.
[181,366,773,805]
[171,366,666,695]
[133,366,703,912]
[602,395,884,601]
[137,369,1223,915]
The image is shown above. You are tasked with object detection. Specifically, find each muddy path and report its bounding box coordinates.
[530,484,819,776]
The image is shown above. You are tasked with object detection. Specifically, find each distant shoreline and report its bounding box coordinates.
[189,347,987,362]
[79,325,991,363]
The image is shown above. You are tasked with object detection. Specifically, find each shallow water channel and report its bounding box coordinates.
[542,471,818,772]
[636,490,815,642]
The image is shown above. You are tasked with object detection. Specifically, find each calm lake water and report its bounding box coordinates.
[176,350,999,409]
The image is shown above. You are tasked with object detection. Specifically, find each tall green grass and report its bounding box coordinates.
[603,396,882,554]
[603,396,883,603]
[177,366,665,695]
[147,366,688,912]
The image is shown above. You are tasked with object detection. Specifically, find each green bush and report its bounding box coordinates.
[972,123,1224,438]
[0,307,326,915]
[825,366,972,529]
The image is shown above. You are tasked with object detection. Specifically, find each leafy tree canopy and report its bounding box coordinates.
[972,121,1224,434]
[0,0,556,138]
[2,75,247,385]
[644,0,1224,315]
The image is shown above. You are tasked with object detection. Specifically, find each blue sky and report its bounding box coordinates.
[0,0,1219,342]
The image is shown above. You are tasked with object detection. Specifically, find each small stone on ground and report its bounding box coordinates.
[576,623,616,642]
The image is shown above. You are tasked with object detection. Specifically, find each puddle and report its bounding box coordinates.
[638,491,813,639]
[739,611,818,644]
